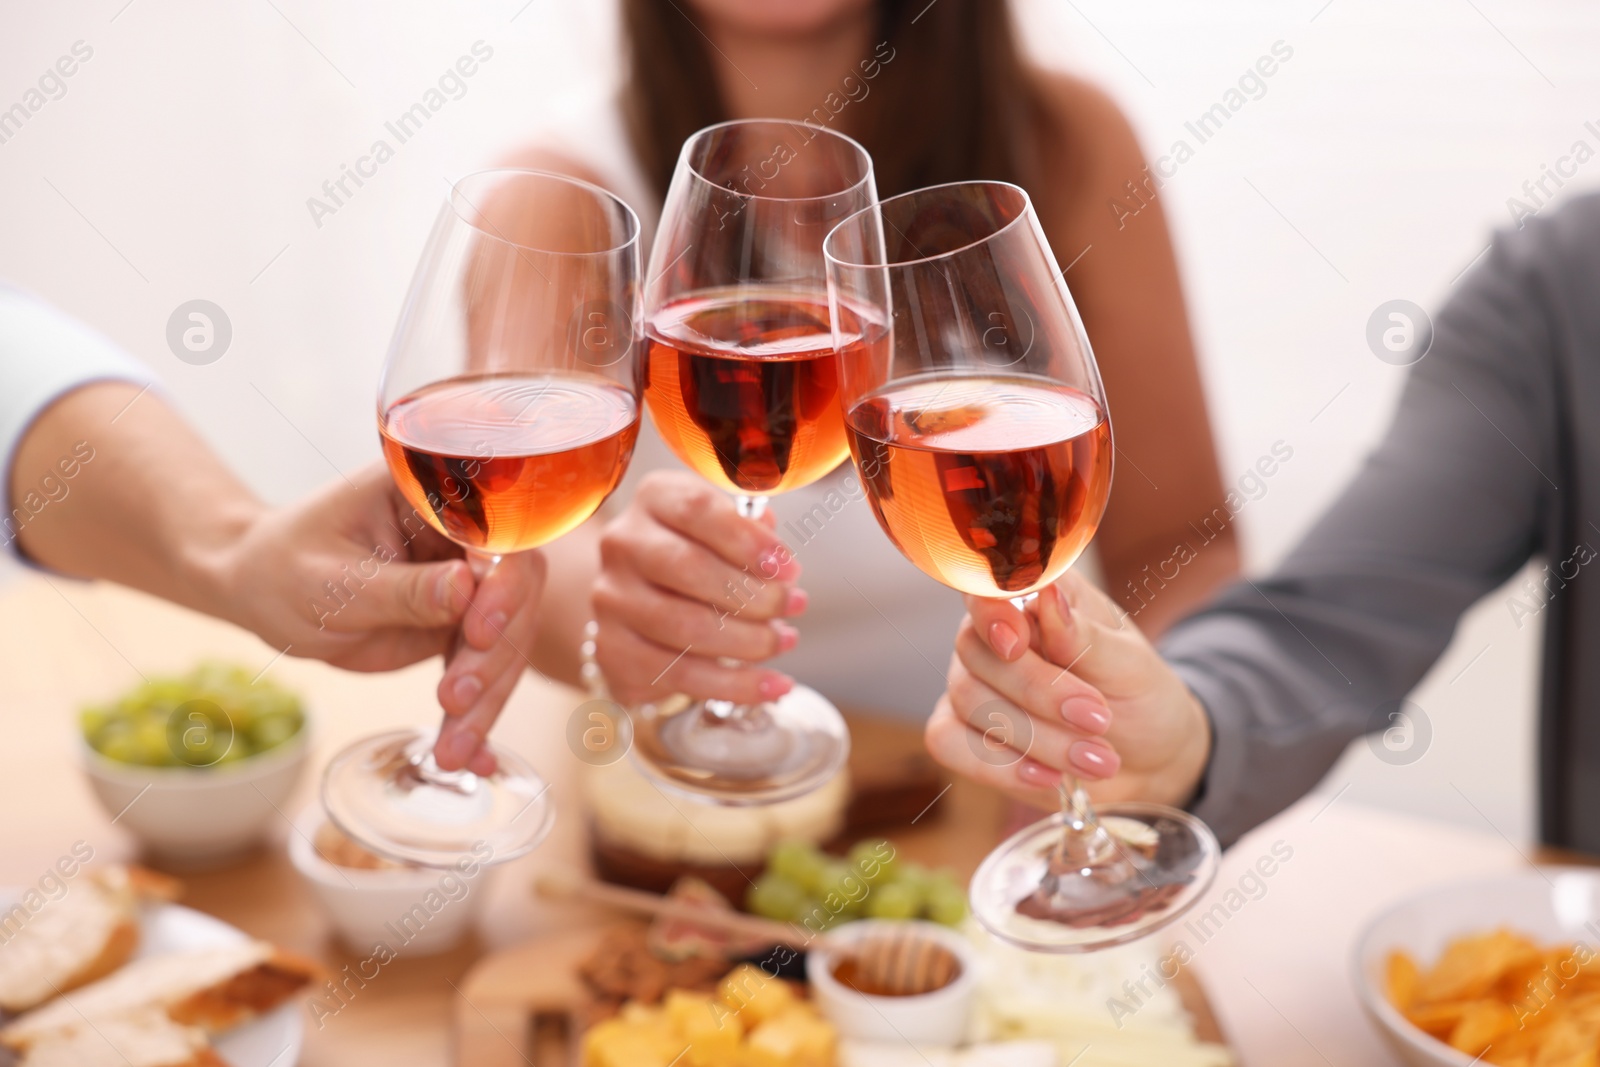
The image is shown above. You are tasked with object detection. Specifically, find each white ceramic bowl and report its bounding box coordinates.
[809,920,979,1047]
[79,727,309,867]
[1353,868,1600,1067]
[287,806,489,957]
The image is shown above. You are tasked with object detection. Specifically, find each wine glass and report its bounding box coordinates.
[628,119,877,804]
[322,169,644,867]
[824,180,1220,951]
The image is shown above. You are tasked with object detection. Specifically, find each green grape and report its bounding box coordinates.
[847,839,899,885]
[80,706,112,740]
[747,873,807,922]
[864,881,920,921]
[133,719,175,766]
[816,861,853,901]
[250,712,301,753]
[768,840,827,893]
[925,885,969,926]
[214,740,251,765]
[792,896,832,928]
[97,732,145,765]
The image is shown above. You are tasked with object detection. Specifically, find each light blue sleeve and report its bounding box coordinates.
[0,286,154,560]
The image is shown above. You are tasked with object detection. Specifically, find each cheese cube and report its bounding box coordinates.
[718,964,796,1027]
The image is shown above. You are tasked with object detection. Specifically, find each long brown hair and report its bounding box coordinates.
[620,0,1042,204]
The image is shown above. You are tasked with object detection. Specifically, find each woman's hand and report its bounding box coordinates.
[216,464,546,775]
[925,570,1212,810]
[591,470,807,706]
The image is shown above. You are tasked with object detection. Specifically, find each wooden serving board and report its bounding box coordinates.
[452,922,1229,1065]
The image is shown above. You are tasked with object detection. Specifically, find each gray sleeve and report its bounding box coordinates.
[0,287,154,561]
[1159,216,1559,847]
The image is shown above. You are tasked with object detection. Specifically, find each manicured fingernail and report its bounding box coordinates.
[758,546,800,581]
[1018,759,1063,786]
[990,622,1019,659]
[784,588,809,616]
[439,729,477,768]
[774,622,799,653]
[1061,698,1111,734]
[1070,741,1119,778]
[757,673,794,700]
[452,674,483,707]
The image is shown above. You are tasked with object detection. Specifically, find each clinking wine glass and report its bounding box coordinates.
[627,119,877,804]
[322,170,644,867]
[825,180,1220,950]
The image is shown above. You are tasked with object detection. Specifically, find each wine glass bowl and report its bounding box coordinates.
[627,120,876,805]
[825,181,1220,951]
[323,169,643,868]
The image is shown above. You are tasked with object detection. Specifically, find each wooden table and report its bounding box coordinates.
[0,575,1537,1065]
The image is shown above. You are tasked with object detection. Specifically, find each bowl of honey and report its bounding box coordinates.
[807,919,978,1046]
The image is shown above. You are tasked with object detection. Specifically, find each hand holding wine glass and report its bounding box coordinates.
[591,469,807,708]
[826,180,1219,950]
[622,118,876,805]
[322,169,643,867]
[926,572,1214,813]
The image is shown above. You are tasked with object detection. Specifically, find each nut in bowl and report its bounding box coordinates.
[1353,868,1600,1067]
[808,919,978,1047]
[78,663,309,867]
[287,806,491,957]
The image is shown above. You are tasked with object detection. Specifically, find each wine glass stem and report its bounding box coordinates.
[430,547,502,769]
[701,494,775,724]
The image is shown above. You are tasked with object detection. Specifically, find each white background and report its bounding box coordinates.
[4,0,1593,842]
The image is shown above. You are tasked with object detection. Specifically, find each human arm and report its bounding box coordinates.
[928,212,1557,844]
[10,375,543,774]
[1030,72,1239,634]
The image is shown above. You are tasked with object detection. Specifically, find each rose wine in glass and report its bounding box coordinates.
[322,170,643,867]
[844,377,1112,597]
[381,374,640,554]
[826,181,1220,950]
[628,119,877,804]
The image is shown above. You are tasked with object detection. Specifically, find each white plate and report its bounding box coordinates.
[1352,867,1600,1067]
[3,889,303,1066]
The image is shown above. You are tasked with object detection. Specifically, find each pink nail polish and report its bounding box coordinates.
[758,546,800,581]
[1070,741,1118,777]
[1061,698,1111,734]
[774,622,799,653]
[784,588,809,616]
[1018,760,1062,786]
[757,674,794,700]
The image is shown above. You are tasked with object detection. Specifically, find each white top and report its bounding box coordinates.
[547,101,1104,722]
[0,286,152,563]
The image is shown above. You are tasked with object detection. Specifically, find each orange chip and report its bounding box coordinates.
[1449,1000,1517,1055]
[1388,951,1421,1012]
[1407,999,1475,1037]
[1417,929,1543,1003]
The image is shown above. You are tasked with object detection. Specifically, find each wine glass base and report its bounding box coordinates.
[629,684,850,805]
[321,729,555,868]
[970,801,1220,953]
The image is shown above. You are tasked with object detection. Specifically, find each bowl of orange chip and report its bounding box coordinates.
[1354,869,1600,1067]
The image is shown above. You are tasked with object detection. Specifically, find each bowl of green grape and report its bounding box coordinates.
[78,662,309,867]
